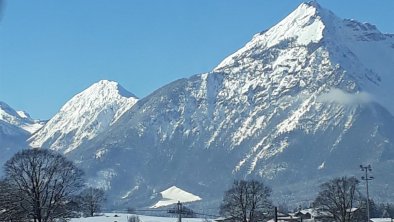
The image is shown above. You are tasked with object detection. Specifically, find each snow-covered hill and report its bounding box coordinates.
[29,80,138,154]
[151,186,202,208]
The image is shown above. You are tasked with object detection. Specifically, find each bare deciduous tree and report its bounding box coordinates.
[79,187,106,217]
[0,179,29,221]
[220,180,272,222]
[380,203,394,218]
[313,176,363,222]
[3,148,84,222]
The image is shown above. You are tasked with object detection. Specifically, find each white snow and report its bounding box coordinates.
[121,186,139,199]
[209,1,394,177]
[151,186,201,208]
[16,110,29,118]
[276,95,314,134]
[370,219,393,222]
[0,101,44,134]
[214,0,394,117]
[215,2,326,70]
[70,213,209,222]
[21,121,46,134]
[318,161,325,170]
[29,80,138,153]
[95,148,108,159]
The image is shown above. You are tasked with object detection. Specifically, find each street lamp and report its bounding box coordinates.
[360,164,374,222]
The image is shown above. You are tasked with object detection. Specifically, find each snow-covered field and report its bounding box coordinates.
[370,219,393,222]
[70,213,209,222]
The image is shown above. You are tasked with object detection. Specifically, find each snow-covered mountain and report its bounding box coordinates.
[57,2,394,208]
[0,101,44,134]
[29,2,394,208]
[0,101,45,170]
[29,80,138,154]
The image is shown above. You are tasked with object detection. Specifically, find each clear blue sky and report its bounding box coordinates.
[1,0,393,120]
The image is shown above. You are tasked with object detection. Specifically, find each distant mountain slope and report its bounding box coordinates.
[0,118,29,165]
[0,101,44,134]
[0,101,44,172]
[29,80,138,154]
[40,2,394,208]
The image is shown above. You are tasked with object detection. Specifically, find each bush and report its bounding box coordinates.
[128,215,141,222]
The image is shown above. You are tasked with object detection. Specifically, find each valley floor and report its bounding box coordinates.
[70,213,209,222]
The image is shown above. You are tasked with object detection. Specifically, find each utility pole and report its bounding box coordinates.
[360,164,374,222]
[177,201,182,222]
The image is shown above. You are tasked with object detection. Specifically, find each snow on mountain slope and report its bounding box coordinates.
[0,101,44,134]
[0,101,44,173]
[215,1,394,114]
[61,2,394,208]
[151,186,202,208]
[29,80,138,153]
[0,119,29,170]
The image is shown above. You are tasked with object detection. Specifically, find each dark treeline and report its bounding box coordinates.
[219,177,393,222]
[0,149,106,222]
[1,149,392,222]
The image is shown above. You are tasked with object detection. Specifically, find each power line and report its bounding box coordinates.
[194,212,220,218]
[133,209,169,212]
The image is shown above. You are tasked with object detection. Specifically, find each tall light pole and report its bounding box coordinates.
[360,164,374,222]
[177,201,182,222]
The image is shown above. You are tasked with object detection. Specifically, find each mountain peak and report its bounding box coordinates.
[29,80,139,153]
[59,80,138,113]
[0,101,18,117]
[258,1,336,46]
[0,101,44,134]
[304,0,321,9]
[88,80,138,99]
[215,2,335,70]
